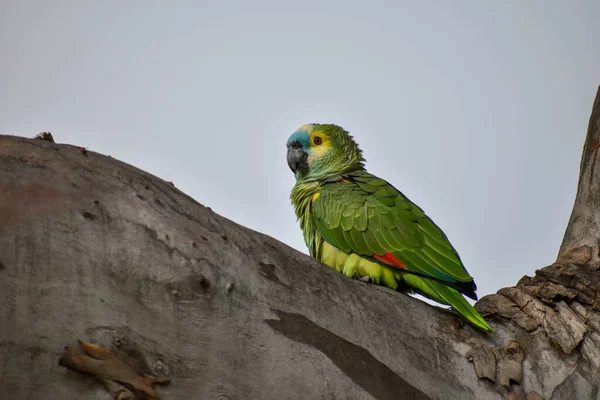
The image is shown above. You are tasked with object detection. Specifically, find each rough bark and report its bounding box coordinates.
[0,88,599,400]
[559,87,600,266]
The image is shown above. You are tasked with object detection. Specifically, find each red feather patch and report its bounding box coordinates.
[373,252,406,269]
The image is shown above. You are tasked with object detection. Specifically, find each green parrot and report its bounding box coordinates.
[286,123,492,333]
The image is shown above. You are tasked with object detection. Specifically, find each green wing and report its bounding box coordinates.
[313,170,478,299]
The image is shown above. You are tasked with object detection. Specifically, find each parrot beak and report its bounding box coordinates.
[287,142,308,174]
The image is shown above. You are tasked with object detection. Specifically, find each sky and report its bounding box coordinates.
[1,1,599,299]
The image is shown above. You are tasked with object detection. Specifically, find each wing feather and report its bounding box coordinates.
[312,170,477,296]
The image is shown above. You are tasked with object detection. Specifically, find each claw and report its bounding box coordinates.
[359,276,374,284]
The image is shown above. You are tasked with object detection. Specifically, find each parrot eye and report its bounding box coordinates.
[313,136,323,145]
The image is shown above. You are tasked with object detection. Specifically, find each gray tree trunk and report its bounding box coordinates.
[1,87,600,400]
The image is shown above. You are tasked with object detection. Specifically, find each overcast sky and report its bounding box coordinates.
[2,1,599,299]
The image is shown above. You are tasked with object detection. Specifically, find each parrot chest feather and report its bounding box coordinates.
[291,175,404,289]
[290,180,323,257]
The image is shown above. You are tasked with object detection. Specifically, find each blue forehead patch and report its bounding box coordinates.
[286,129,310,146]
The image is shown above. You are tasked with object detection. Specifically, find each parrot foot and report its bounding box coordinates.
[359,276,374,284]
[58,339,170,399]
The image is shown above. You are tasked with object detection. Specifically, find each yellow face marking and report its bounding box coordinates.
[308,130,333,160]
[298,124,316,135]
[312,192,320,202]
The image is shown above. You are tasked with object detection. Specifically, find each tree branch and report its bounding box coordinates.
[558,85,600,265]
[1,89,600,400]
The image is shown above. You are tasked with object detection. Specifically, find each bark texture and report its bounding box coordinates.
[559,87,600,266]
[0,88,599,400]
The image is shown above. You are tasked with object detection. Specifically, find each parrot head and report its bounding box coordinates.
[286,124,365,181]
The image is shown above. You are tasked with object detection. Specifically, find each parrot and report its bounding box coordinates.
[286,123,492,333]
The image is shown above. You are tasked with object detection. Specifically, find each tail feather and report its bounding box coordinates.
[402,274,493,333]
